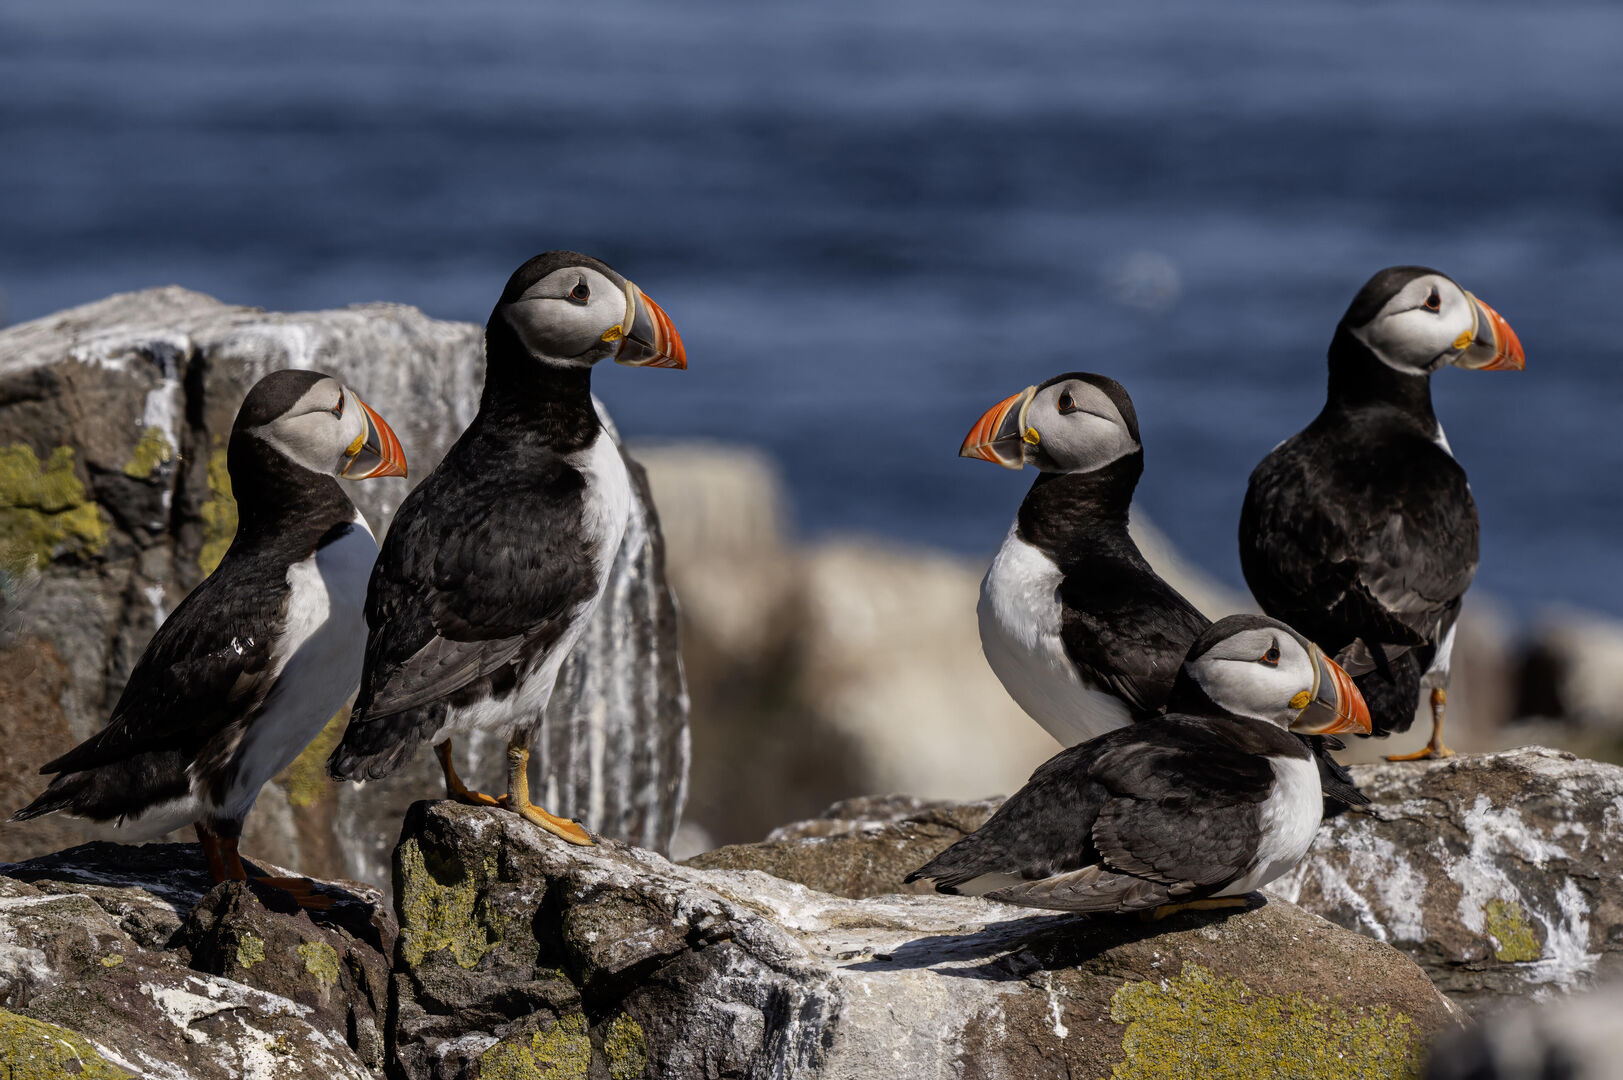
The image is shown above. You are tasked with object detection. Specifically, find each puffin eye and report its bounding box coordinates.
[331,392,344,418]
[1423,287,1441,312]
[1056,391,1077,414]
[569,279,590,303]
[1261,641,1281,666]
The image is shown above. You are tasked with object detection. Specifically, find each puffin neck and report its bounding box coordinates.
[1015,452,1142,560]
[1323,325,1438,424]
[481,314,601,453]
[1162,670,1233,720]
[225,431,354,544]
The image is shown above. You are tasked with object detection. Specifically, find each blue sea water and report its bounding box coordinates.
[2,0,1620,617]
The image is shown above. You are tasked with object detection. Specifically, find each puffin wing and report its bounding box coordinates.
[1240,427,1476,655]
[906,720,1271,911]
[1056,570,1209,716]
[1082,731,1273,890]
[39,564,284,776]
[352,458,601,720]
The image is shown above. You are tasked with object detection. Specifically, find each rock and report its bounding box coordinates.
[686,793,999,898]
[1274,747,1623,1013]
[0,286,689,887]
[1423,981,1623,1080]
[389,799,1460,1079]
[0,840,392,1077]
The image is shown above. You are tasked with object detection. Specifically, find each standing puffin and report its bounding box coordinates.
[1238,266,1524,760]
[961,372,1364,807]
[327,251,685,844]
[14,369,407,905]
[906,615,1371,917]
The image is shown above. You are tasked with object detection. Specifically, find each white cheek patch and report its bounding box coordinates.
[1352,279,1475,375]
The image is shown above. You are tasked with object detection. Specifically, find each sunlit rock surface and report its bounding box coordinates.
[0,842,390,1077]
[388,799,1459,1080]
[0,287,689,887]
[1275,747,1623,1012]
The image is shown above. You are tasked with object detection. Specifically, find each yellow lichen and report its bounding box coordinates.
[1483,898,1542,963]
[0,1007,132,1078]
[0,444,110,574]
[198,446,236,576]
[396,838,499,969]
[99,955,124,969]
[477,1014,591,1080]
[1106,963,1422,1080]
[278,707,348,809]
[121,426,173,479]
[603,1013,648,1080]
[236,933,266,969]
[297,941,341,987]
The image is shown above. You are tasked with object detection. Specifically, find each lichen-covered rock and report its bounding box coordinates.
[0,840,392,1077]
[0,286,689,886]
[179,880,393,1070]
[1274,746,1623,1013]
[389,799,1460,1080]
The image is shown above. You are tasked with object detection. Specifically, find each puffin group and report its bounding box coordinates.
[13,257,1520,923]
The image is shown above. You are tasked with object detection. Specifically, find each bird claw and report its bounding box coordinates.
[1386,742,1455,762]
[502,798,594,846]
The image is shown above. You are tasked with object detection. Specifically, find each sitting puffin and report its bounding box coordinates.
[906,615,1371,917]
[1238,266,1524,760]
[962,372,1364,808]
[327,251,685,845]
[14,369,407,905]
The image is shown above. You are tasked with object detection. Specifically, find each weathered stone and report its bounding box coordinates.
[1275,746,1623,1013]
[179,881,393,1072]
[390,799,1460,1080]
[0,841,391,1078]
[0,287,689,889]
[686,793,999,898]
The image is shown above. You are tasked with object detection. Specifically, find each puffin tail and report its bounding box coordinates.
[327,704,442,782]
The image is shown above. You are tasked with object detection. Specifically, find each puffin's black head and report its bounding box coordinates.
[1172,614,1370,735]
[959,372,1140,474]
[490,250,686,371]
[1339,265,1524,376]
[233,369,407,481]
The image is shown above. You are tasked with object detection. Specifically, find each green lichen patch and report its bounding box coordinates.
[1106,963,1422,1080]
[1483,898,1542,963]
[297,941,340,987]
[278,708,347,809]
[603,1013,648,1080]
[121,426,173,479]
[0,444,110,574]
[397,838,499,969]
[235,933,266,970]
[198,446,236,576]
[477,1014,591,1080]
[0,1007,133,1078]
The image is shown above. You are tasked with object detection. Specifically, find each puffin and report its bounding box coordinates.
[13,369,407,905]
[1238,266,1524,760]
[961,372,1365,808]
[327,251,685,845]
[906,614,1371,917]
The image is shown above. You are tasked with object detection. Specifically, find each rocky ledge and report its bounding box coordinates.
[4,746,1612,1079]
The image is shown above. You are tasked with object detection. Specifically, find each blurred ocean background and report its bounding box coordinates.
[3,0,1620,617]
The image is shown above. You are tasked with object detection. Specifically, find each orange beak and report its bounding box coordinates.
[614,285,687,370]
[959,387,1035,470]
[341,397,408,479]
[1454,293,1526,372]
[1290,647,1372,736]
